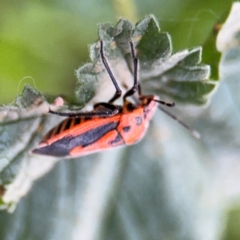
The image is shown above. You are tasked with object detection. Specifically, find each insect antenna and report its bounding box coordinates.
[157,105,201,139]
[153,99,175,107]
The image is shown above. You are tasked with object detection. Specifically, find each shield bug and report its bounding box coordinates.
[32,40,199,158]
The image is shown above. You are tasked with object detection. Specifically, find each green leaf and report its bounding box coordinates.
[0,84,72,211]
[135,15,172,61]
[76,15,215,105]
[75,63,99,106]
[154,80,216,104]
[140,52,213,104]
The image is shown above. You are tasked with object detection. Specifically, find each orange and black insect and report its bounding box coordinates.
[32,40,199,158]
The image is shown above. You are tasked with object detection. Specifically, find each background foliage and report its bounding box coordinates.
[0,1,239,240]
[0,0,231,104]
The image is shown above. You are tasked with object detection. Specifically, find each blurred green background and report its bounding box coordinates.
[0,0,231,104]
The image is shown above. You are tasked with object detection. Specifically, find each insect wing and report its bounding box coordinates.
[70,128,124,156]
[32,115,122,157]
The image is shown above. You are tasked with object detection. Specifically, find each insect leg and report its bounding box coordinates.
[49,108,118,118]
[93,102,121,112]
[123,40,139,100]
[100,40,122,103]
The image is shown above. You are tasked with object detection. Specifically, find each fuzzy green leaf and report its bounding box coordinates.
[136,15,172,60]
[76,15,215,105]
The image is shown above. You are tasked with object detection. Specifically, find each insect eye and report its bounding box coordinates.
[135,116,142,126]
